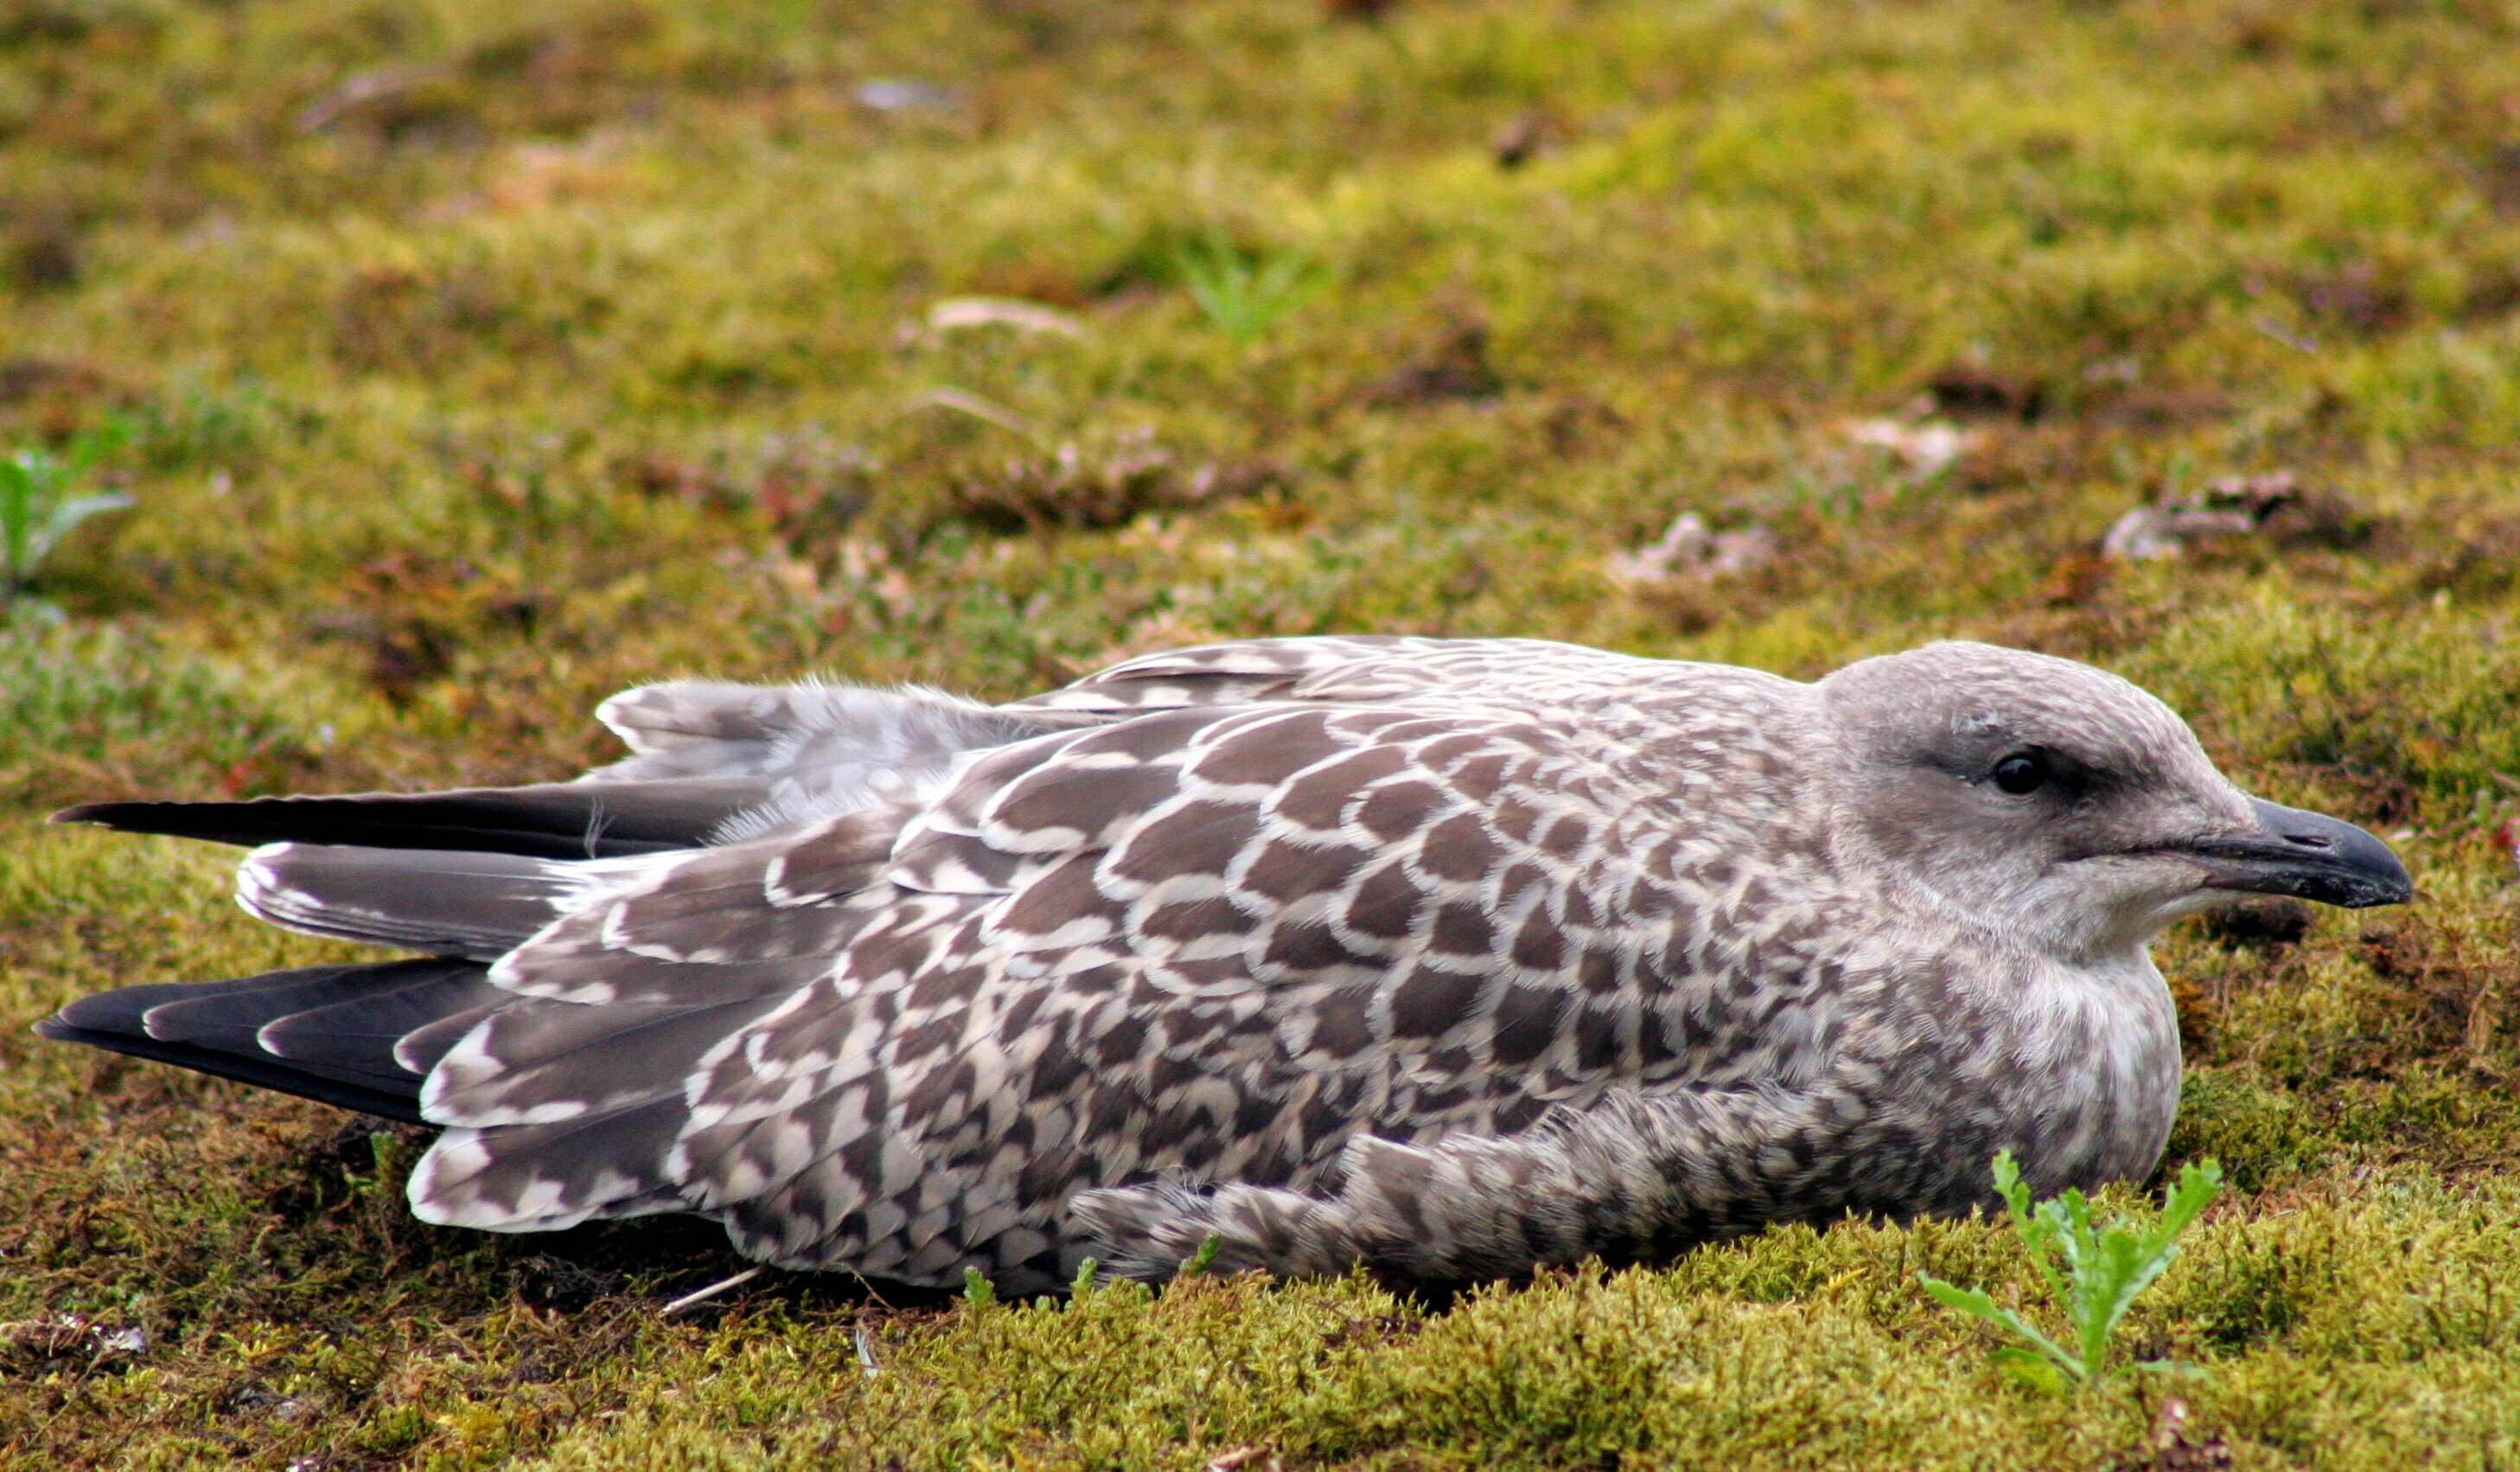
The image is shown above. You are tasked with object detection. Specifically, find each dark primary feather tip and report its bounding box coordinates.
[33,1008,433,1125]
[35,784,769,858]
[32,960,500,1126]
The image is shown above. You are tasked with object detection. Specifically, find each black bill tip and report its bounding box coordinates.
[2183,797,2415,909]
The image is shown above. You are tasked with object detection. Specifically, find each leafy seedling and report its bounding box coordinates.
[0,417,135,609]
[1175,237,1328,345]
[1919,1151,2222,1392]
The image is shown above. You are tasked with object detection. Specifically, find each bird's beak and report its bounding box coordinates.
[2175,797,2414,908]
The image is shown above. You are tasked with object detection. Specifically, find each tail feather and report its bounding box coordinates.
[237,843,649,960]
[54,776,773,859]
[590,680,1071,781]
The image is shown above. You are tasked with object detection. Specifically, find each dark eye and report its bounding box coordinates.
[1990,751,2051,795]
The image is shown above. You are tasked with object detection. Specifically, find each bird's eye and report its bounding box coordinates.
[1990,751,2051,795]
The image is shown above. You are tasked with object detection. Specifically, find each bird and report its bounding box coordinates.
[35,636,2411,1295]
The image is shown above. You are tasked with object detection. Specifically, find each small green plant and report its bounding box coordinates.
[1919,1152,2223,1392]
[1177,1232,1223,1278]
[1174,237,1327,344]
[963,1266,996,1308]
[136,371,293,471]
[0,419,134,606]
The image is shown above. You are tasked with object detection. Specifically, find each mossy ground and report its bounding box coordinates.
[4,0,2520,1465]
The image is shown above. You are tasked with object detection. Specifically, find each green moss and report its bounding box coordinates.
[8,0,2520,1464]
[2166,1069,2317,1192]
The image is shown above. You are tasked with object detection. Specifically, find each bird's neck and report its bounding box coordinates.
[2000,946,2185,1193]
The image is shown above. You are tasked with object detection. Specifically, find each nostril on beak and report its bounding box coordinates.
[2223,796,2414,908]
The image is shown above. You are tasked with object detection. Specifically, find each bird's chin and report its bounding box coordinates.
[2016,859,2238,961]
[2133,886,2246,938]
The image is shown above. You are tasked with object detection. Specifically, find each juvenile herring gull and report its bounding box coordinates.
[36,637,2410,1292]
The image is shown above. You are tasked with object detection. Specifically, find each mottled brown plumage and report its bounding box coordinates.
[36,638,2409,1292]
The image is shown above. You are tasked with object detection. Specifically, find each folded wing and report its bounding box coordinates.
[40,638,1704,1293]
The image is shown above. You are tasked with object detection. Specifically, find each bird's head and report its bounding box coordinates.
[1817,641,2412,961]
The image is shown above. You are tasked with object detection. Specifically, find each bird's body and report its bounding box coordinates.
[36,637,2408,1293]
